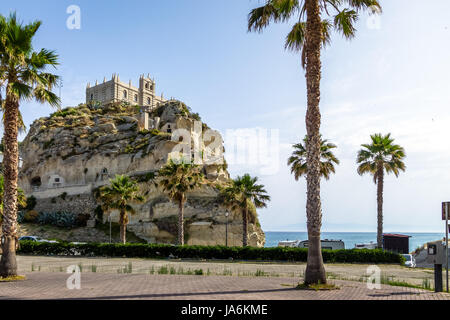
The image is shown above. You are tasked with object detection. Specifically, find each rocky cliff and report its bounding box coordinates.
[18,100,265,247]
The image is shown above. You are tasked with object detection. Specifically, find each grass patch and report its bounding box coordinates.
[222,269,233,276]
[194,269,203,275]
[0,275,26,282]
[422,278,432,290]
[378,274,434,291]
[255,269,268,277]
[158,266,169,275]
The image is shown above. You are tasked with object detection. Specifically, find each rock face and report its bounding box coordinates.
[19,101,265,247]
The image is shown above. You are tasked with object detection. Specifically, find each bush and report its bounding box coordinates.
[36,212,78,228]
[23,210,39,223]
[26,196,37,210]
[16,241,405,264]
[17,211,26,223]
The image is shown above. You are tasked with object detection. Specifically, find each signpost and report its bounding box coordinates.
[442,202,450,292]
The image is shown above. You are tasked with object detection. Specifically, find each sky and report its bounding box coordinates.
[1,0,449,233]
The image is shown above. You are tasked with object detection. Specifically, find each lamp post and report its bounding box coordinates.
[225,212,229,247]
[109,215,112,244]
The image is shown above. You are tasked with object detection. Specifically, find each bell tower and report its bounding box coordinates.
[139,74,155,110]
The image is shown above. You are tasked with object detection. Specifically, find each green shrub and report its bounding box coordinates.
[191,112,201,121]
[194,269,203,275]
[26,196,37,210]
[94,205,103,222]
[36,212,78,228]
[23,210,39,223]
[17,211,26,223]
[50,107,79,118]
[16,242,404,264]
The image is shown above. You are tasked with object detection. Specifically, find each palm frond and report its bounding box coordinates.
[333,8,358,39]
[285,22,306,52]
[288,135,339,181]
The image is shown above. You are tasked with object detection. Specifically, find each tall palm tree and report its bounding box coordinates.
[248,0,381,285]
[357,133,406,249]
[0,174,27,231]
[288,135,339,180]
[99,175,145,244]
[221,174,270,246]
[0,13,60,277]
[158,159,204,245]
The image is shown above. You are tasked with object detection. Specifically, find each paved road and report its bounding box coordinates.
[1,273,449,300]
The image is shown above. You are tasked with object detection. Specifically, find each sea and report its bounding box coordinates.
[264,231,445,252]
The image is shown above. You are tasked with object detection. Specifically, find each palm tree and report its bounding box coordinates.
[0,174,27,231]
[99,175,145,244]
[288,135,339,180]
[357,133,406,249]
[248,0,381,285]
[158,159,204,245]
[0,13,60,277]
[221,174,270,246]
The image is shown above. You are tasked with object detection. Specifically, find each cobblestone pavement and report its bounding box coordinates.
[0,272,449,300]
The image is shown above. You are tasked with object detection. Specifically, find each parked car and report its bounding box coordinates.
[19,236,58,243]
[401,254,416,268]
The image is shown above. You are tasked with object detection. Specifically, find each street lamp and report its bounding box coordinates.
[109,215,112,244]
[225,211,229,247]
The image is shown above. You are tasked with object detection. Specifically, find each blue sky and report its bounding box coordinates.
[2,0,450,233]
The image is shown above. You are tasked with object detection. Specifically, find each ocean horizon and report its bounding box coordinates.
[264,231,445,252]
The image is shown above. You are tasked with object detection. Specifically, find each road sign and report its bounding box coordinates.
[442,202,450,220]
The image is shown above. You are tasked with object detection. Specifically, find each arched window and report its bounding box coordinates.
[123,90,127,99]
[145,83,149,89]
[134,94,138,102]
[90,93,94,100]
[147,97,151,105]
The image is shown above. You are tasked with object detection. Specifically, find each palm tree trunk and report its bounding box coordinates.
[304,0,326,285]
[119,210,126,244]
[178,195,185,245]
[376,167,384,249]
[0,88,19,278]
[242,204,248,247]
